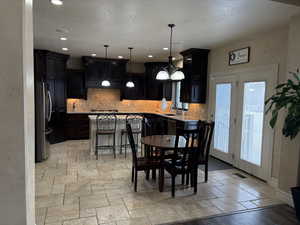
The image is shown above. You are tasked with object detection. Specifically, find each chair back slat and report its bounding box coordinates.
[96,114,117,132]
[126,123,137,164]
[174,125,201,168]
[197,121,215,163]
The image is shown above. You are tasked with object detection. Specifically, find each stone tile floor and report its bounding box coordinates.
[35,140,282,225]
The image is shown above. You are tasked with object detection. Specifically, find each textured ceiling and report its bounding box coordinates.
[34,0,300,62]
[270,0,300,6]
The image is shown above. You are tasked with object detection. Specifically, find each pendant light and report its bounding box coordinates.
[156,24,185,81]
[101,45,111,87]
[126,47,135,88]
[50,0,63,6]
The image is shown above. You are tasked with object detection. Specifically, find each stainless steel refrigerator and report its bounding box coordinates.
[35,81,53,162]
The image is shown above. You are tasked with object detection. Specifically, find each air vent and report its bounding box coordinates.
[233,173,247,179]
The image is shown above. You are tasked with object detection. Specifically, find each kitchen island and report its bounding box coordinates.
[85,112,200,156]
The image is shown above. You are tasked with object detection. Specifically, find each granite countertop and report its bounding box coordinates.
[80,111,200,122]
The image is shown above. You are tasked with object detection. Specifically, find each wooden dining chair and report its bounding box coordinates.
[164,126,200,197]
[191,121,215,193]
[126,122,160,192]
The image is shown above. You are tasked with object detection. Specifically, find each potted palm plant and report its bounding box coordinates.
[265,69,300,218]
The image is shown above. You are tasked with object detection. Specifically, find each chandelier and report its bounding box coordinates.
[156,24,185,81]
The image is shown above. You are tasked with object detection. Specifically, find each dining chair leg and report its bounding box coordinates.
[171,175,176,197]
[152,169,156,180]
[146,170,150,180]
[134,170,138,192]
[191,171,194,187]
[186,172,190,186]
[136,133,139,154]
[125,133,127,158]
[113,134,116,159]
[159,150,165,192]
[131,166,134,183]
[120,133,123,154]
[95,135,99,160]
[205,164,208,182]
[194,168,198,194]
[181,173,185,185]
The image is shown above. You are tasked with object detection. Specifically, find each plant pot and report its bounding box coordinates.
[291,186,300,220]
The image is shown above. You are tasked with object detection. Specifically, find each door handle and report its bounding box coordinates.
[48,90,52,122]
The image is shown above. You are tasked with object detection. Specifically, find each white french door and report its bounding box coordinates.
[210,77,236,164]
[209,65,277,181]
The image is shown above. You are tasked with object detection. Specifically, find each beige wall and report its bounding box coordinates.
[0,0,35,224]
[67,89,207,120]
[208,27,289,179]
[278,14,300,192]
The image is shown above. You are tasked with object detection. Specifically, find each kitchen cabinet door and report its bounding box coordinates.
[67,70,87,99]
[144,62,168,100]
[180,48,209,103]
[120,74,145,100]
[54,79,67,112]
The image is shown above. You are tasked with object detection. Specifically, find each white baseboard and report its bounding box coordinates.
[268,177,279,188]
[276,189,294,207]
[267,177,294,207]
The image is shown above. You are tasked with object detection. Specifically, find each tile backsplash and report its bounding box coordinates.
[67,88,207,119]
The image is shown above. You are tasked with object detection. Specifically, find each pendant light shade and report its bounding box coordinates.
[50,0,63,5]
[170,70,185,81]
[126,47,135,88]
[156,70,169,80]
[101,45,111,87]
[156,24,184,81]
[101,80,111,87]
[126,81,135,88]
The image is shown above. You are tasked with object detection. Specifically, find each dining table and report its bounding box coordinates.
[141,135,187,192]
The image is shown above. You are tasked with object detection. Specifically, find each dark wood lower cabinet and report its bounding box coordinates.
[48,112,67,144]
[65,114,90,140]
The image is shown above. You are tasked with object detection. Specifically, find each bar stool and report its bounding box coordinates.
[95,114,117,159]
[120,114,143,158]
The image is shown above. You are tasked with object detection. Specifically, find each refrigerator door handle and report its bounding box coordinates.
[48,90,53,122]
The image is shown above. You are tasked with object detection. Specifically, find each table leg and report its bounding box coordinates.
[159,149,165,192]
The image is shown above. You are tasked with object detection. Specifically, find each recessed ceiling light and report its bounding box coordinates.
[118,56,123,59]
[62,47,68,51]
[60,37,67,41]
[148,55,153,58]
[163,48,168,51]
[91,53,97,57]
[50,0,63,6]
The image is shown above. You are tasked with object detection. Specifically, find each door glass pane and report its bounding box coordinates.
[214,83,231,153]
[241,81,266,166]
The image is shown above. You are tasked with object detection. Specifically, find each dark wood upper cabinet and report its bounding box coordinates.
[34,49,69,112]
[180,48,210,103]
[120,73,146,100]
[82,56,128,89]
[144,62,172,100]
[67,69,87,99]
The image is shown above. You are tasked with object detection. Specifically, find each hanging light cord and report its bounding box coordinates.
[104,45,109,78]
[104,45,109,59]
[168,24,175,69]
[169,25,173,58]
[129,47,133,73]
